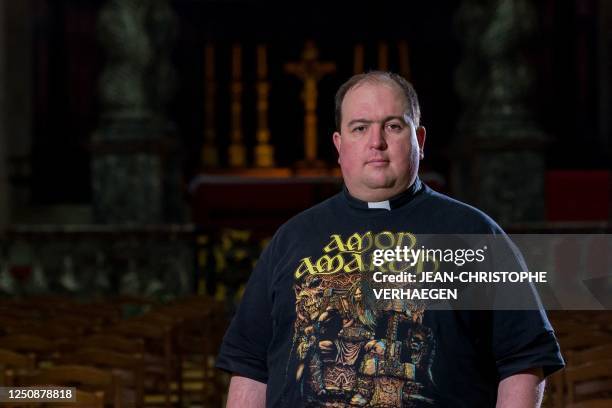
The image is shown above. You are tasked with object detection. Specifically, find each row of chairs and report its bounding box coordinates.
[0,295,229,407]
[547,311,612,408]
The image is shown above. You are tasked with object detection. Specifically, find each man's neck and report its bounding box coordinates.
[347,183,415,203]
[345,178,420,203]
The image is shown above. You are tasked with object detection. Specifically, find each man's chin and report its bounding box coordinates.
[363,179,396,192]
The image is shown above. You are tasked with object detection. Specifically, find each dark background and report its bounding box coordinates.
[22,0,608,205]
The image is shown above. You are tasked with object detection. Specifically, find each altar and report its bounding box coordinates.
[188,172,342,236]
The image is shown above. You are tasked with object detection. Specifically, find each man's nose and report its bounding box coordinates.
[369,125,387,149]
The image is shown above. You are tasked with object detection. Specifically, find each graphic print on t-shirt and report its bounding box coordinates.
[290,231,437,407]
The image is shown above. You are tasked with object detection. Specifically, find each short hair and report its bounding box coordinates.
[334,71,421,130]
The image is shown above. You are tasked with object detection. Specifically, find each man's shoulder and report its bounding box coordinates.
[284,192,341,227]
[273,192,342,238]
[419,185,504,234]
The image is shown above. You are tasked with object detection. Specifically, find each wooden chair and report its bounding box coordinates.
[548,369,565,408]
[566,399,612,408]
[176,317,227,408]
[49,315,98,330]
[3,322,86,341]
[55,333,145,357]
[0,303,43,320]
[0,315,28,335]
[170,299,228,407]
[128,300,225,406]
[111,295,157,318]
[550,345,612,408]
[558,332,612,351]
[72,302,122,325]
[108,321,174,407]
[552,320,602,338]
[0,334,56,364]
[568,344,612,366]
[565,359,612,404]
[54,348,144,408]
[17,364,122,408]
[18,296,78,316]
[27,389,105,408]
[0,348,36,386]
[550,336,612,407]
[79,334,145,356]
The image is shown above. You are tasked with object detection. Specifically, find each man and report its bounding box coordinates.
[216,71,564,407]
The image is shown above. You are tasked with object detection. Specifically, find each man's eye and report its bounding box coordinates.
[352,125,366,133]
[386,123,403,131]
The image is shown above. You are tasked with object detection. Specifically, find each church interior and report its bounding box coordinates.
[0,0,611,406]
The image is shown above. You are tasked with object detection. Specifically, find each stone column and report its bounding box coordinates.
[0,1,9,231]
[452,0,548,225]
[2,0,33,224]
[92,0,181,224]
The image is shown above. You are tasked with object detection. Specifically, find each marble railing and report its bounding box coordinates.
[0,224,196,299]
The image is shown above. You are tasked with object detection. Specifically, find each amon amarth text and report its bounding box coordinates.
[294,231,436,279]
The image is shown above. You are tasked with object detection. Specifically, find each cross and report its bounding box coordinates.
[285,41,336,164]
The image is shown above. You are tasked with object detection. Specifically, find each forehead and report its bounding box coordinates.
[341,81,407,122]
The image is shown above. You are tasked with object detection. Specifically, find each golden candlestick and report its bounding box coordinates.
[284,41,336,169]
[255,44,274,168]
[257,44,267,78]
[228,43,246,167]
[202,43,219,168]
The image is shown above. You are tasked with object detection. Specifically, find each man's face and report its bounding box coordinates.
[333,81,426,202]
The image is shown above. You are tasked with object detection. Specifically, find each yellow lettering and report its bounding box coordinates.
[397,232,417,250]
[361,231,374,251]
[343,253,364,273]
[374,231,396,249]
[388,261,411,273]
[316,254,344,275]
[323,235,346,253]
[345,233,364,252]
[295,257,318,279]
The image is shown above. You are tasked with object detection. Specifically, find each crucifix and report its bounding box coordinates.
[285,41,336,169]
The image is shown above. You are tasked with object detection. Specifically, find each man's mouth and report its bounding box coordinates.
[366,159,389,166]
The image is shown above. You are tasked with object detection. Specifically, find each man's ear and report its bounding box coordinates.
[416,126,426,159]
[333,131,342,164]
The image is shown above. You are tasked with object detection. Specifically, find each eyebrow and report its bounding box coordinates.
[346,116,408,127]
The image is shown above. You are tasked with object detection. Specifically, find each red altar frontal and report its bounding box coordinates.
[188,170,343,236]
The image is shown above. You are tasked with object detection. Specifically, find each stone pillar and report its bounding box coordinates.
[3,0,33,222]
[92,0,181,224]
[452,0,548,225]
[0,0,9,231]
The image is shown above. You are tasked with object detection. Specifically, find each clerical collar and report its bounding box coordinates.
[343,178,423,211]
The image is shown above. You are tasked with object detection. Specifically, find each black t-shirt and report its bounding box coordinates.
[216,180,565,407]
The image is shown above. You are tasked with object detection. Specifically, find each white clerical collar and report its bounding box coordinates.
[367,201,391,211]
[343,178,423,211]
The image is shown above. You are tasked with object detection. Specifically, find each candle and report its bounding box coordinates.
[257,44,267,78]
